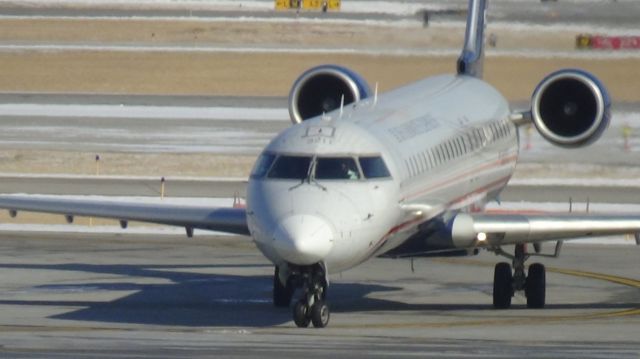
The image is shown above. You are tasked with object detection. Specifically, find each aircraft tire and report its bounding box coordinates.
[293,300,310,328]
[526,263,546,308]
[493,262,513,309]
[310,300,330,328]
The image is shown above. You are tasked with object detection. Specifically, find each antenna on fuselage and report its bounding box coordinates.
[374,82,379,106]
[457,0,487,78]
[339,94,344,118]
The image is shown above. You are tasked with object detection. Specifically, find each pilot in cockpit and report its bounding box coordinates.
[341,161,359,180]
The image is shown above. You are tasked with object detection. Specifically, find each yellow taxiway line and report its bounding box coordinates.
[334,261,640,329]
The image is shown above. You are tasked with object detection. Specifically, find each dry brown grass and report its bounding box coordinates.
[0,18,574,51]
[1,17,635,101]
[1,51,638,102]
[0,17,638,181]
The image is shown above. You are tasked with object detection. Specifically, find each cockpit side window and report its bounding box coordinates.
[267,155,312,179]
[250,153,276,179]
[315,157,360,180]
[359,156,391,179]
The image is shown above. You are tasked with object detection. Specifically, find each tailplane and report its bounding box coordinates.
[457,0,487,78]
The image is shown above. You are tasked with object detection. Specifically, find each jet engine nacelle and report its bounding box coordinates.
[531,69,611,148]
[288,65,371,124]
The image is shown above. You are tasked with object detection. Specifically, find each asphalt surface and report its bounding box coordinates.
[0,94,289,154]
[0,175,248,197]
[0,232,637,358]
[0,93,287,108]
[0,0,638,28]
[0,1,638,356]
[0,93,639,165]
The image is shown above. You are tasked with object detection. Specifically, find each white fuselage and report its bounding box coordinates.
[246,74,519,273]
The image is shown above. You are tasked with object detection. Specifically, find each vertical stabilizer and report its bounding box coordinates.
[457,0,487,78]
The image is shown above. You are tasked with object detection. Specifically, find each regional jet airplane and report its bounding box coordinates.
[1,0,638,328]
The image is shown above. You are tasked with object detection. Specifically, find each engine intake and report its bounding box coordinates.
[531,69,611,148]
[288,65,371,124]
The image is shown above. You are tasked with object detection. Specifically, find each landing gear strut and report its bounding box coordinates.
[291,264,330,328]
[492,244,546,309]
[273,266,294,307]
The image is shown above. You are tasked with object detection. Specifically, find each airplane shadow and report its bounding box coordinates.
[0,262,396,327]
[0,262,636,327]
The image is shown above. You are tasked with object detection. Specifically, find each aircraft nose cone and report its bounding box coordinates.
[273,215,334,265]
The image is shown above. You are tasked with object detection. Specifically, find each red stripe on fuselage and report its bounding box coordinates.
[364,152,518,259]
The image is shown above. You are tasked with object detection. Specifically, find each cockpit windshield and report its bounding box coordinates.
[267,155,312,180]
[315,157,360,180]
[250,153,276,179]
[254,153,391,181]
[359,156,391,178]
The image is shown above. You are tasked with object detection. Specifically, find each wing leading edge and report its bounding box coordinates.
[451,213,640,248]
[0,195,249,236]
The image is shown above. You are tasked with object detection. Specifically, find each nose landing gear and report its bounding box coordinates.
[273,266,294,307]
[273,264,331,328]
[289,264,330,328]
[293,297,329,328]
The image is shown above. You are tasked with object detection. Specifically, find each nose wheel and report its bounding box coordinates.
[293,299,330,328]
[291,264,330,328]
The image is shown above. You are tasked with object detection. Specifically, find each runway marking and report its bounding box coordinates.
[550,267,640,289]
[334,260,640,329]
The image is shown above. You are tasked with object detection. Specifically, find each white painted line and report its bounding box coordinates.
[2,43,640,59]
[0,103,288,121]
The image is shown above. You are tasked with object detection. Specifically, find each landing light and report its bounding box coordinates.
[477,232,487,242]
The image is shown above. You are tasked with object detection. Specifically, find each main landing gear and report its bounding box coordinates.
[273,264,330,328]
[492,243,546,309]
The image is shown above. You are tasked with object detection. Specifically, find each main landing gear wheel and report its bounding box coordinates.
[493,262,513,309]
[273,267,294,308]
[525,263,546,308]
[491,244,547,309]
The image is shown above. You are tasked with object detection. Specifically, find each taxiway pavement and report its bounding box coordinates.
[0,232,637,358]
[1,94,639,166]
[1,0,638,28]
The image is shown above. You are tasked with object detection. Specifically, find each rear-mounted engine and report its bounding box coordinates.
[531,69,611,148]
[288,65,371,124]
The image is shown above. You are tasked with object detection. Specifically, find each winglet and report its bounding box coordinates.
[457,0,487,78]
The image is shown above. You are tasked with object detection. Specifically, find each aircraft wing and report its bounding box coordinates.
[0,194,249,236]
[451,213,640,247]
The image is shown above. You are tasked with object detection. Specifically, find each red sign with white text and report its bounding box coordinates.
[590,36,640,50]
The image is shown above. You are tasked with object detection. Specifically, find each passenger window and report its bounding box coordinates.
[359,156,391,179]
[250,153,276,179]
[267,156,312,179]
[428,150,435,168]
[316,157,360,180]
[454,138,462,157]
